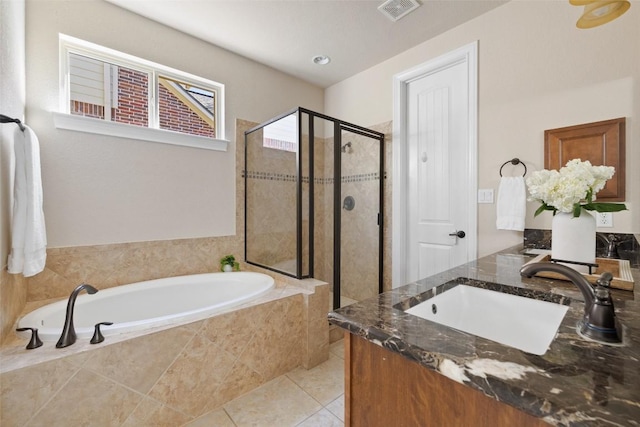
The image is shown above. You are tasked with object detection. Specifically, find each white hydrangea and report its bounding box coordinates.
[526,159,615,213]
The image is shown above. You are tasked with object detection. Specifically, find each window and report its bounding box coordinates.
[55,34,227,151]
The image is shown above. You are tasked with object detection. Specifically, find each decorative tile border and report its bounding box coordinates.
[244,171,298,182]
[243,170,380,184]
[339,172,380,183]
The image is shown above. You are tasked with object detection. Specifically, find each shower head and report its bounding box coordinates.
[341,141,352,153]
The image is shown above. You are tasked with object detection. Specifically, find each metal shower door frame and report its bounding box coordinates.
[332,120,385,310]
[244,107,384,308]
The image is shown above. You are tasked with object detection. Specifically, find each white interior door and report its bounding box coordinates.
[393,42,478,286]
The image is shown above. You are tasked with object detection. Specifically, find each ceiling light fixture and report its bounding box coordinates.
[312,55,331,65]
[569,0,631,29]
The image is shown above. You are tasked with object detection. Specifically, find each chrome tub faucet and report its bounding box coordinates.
[56,283,99,348]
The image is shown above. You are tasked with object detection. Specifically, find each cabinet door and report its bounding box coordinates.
[345,333,550,427]
[545,118,625,201]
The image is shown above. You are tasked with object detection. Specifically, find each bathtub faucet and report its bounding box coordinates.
[56,283,99,348]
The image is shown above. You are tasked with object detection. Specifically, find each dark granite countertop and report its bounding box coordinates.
[328,246,640,426]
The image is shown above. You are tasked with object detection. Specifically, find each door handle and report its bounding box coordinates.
[449,230,466,239]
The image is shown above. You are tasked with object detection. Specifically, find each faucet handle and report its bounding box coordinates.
[596,272,614,288]
[90,322,113,344]
[16,327,43,350]
[594,272,615,311]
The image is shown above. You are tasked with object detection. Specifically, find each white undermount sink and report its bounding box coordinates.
[405,284,569,355]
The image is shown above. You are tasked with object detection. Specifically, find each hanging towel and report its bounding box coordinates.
[496,176,526,231]
[8,125,47,277]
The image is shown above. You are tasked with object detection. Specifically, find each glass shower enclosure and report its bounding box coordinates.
[244,107,384,309]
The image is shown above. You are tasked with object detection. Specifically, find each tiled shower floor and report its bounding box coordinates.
[183,339,346,426]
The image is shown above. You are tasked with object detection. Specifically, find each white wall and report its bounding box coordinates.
[1,0,26,267]
[25,0,323,248]
[325,1,639,257]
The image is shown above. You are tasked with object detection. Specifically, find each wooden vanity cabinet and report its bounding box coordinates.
[344,333,550,427]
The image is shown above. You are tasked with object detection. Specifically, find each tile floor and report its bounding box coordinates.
[184,339,346,427]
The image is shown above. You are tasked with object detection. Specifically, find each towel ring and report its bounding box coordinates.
[499,158,527,177]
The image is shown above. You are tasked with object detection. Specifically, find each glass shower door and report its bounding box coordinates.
[335,126,383,309]
[245,112,300,276]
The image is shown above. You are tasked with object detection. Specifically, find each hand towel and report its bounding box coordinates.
[8,125,47,277]
[496,176,526,231]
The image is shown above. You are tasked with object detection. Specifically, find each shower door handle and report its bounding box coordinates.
[449,230,466,239]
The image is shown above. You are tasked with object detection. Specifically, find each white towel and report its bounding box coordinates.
[8,125,47,277]
[496,176,526,231]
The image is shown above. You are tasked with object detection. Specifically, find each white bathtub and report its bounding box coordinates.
[18,272,275,342]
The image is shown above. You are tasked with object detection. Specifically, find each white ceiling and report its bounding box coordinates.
[105,0,508,88]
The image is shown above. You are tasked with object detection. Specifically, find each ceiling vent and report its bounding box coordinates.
[378,0,421,22]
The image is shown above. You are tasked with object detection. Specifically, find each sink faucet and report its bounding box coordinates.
[520,263,622,344]
[597,233,620,259]
[56,283,99,348]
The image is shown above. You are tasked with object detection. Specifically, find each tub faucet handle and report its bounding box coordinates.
[16,327,43,350]
[90,322,113,344]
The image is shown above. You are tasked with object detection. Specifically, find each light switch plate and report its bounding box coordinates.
[596,212,613,228]
[478,189,494,204]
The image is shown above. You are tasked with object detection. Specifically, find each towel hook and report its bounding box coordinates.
[499,158,527,177]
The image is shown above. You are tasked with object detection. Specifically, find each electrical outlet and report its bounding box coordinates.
[596,212,613,228]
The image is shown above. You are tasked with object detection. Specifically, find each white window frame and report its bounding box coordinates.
[54,34,228,151]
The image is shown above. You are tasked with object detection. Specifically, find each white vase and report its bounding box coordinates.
[551,210,596,274]
[223,264,233,272]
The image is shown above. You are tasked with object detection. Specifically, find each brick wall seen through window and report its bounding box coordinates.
[159,83,214,138]
[70,56,216,138]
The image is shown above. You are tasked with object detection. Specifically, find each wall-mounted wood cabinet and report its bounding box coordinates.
[544,118,626,202]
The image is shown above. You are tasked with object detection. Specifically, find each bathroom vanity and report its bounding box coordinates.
[329,245,640,426]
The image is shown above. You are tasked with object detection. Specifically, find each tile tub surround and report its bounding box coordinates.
[22,236,246,304]
[1,276,330,426]
[0,270,26,345]
[328,247,640,426]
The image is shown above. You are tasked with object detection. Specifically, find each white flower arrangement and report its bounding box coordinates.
[526,159,627,217]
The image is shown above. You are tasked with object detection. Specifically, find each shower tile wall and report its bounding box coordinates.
[339,138,382,302]
[319,140,375,302]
